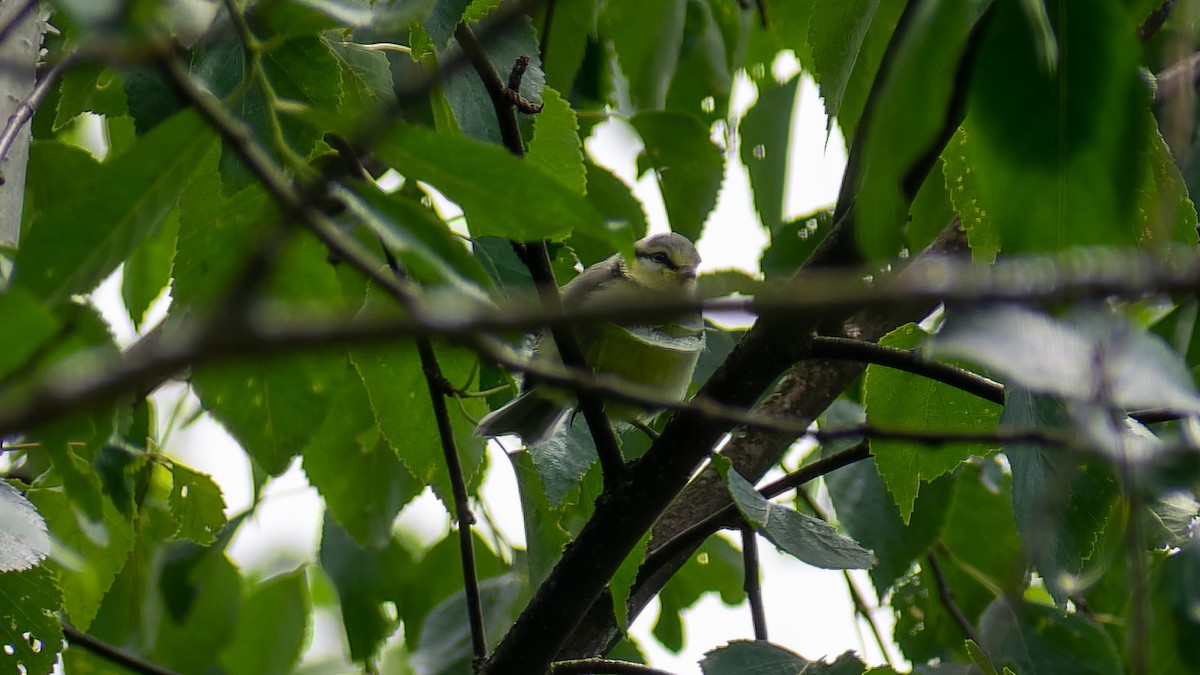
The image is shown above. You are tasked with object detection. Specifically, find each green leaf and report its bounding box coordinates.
[350,337,486,510]
[716,457,875,570]
[121,206,179,329]
[194,352,346,476]
[665,0,745,122]
[0,480,50,572]
[851,0,990,259]
[569,160,648,267]
[866,324,1002,521]
[808,0,901,140]
[92,444,140,519]
[1003,388,1119,604]
[760,209,835,280]
[410,573,524,674]
[940,458,1026,594]
[964,0,1147,252]
[169,463,227,546]
[612,529,651,629]
[632,110,724,241]
[374,124,605,242]
[54,64,128,131]
[654,537,745,652]
[979,598,1122,675]
[528,417,599,509]
[527,86,586,195]
[740,75,800,232]
[0,565,63,675]
[319,517,409,661]
[256,0,434,35]
[604,0,686,109]
[942,128,1000,262]
[302,370,423,548]
[14,110,216,304]
[510,451,573,589]
[929,306,1200,414]
[0,290,60,382]
[148,544,244,674]
[1137,116,1199,247]
[397,531,508,649]
[325,36,398,119]
[27,487,135,631]
[825,444,955,596]
[538,0,597,92]
[220,569,311,675]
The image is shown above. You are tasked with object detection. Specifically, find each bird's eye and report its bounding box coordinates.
[649,252,670,265]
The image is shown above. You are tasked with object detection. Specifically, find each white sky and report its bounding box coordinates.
[85,65,890,673]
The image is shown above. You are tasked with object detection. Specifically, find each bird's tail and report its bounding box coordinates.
[474,391,571,446]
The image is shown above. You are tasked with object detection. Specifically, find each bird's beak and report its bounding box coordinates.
[680,267,698,281]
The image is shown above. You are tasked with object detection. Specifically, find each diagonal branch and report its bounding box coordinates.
[62,624,181,675]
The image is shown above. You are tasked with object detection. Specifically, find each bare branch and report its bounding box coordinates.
[741,523,768,640]
[63,624,181,675]
[926,551,983,646]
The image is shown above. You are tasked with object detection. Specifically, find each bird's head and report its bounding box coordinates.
[628,233,700,292]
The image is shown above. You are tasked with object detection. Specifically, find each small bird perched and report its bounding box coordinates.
[475,232,705,445]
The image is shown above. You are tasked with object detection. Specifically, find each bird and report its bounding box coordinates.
[474,232,705,445]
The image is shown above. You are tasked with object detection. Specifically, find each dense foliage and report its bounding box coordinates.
[1,0,1199,674]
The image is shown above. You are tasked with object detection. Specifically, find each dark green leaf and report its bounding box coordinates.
[851,0,990,259]
[27,487,135,631]
[866,324,1001,521]
[121,206,178,329]
[169,463,227,546]
[14,110,215,304]
[148,544,244,674]
[964,0,1147,252]
[0,565,63,675]
[760,209,834,280]
[54,64,128,130]
[604,0,686,109]
[665,0,744,122]
[569,160,647,267]
[302,370,422,548]
[612,529,650,629]
[979,598,1122,675]
[410,573,524,675]
[942,128,1000,262]
[698,269,764,298]
[351,336,486,509]
[510,450,573,588]
[374,124,605,242]
[717,457,875,570]
[1003,388,1119,604]
[528,86,586,195]
[320,516,409,661]
[398,530,508,649]
[220,569,310,675]
[632,111,724,241]
[538,0,597,92]
[92,444,140,519]
[701,641,863,674]
[325,37,398,119]
[528,416,599,509]
[740,75,800,232]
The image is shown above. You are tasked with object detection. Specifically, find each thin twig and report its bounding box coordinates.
[741,523,768,640]
[926,551,983,646]
[0,0,37,50]
[842,571,896,669]
[1138,0,1177,42]
[549,659,678,675]
[62,624,181,675]
[810,336,1003,405]
[0,52,77,168]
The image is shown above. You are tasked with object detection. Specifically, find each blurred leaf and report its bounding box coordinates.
[14,110,215,304]
[255,0,434,35]
[866,324,1001,521]
[825,443,956,596]
[942,128,999,262]
[528,86,586,195]
[320,517,409,661]
[716,457,875,569]
[121,206,179,330]
[27,487,135,631]
[698,269,764,298]
[0,481,50,572]
[760,209,834,280]
[472,235,534,298]
[325,37,397,119]
[604,0,686,109]
[569,161,647,267]
[665,0,745,122]
[1003,389,1119,604]
[0,565,63,675]
[0,290,60,382]
[979,598,1122,675]
[964,0,1147,252]
[632,111,724,241]
[169,463,227,546]
[852,0,990,259]
[220,569,310,675]
[54,64,128,131]
[538,0,597,92]
[741,75,799,232]
[511,451,573,589]
[398,530,508,650]
[374,124,605,242]
[302,369,422,548]
[654,536,745,651]
[92,444,140,519]
[410,573,524,675]
[940,459,1026,594]
[149,544,244,674]
[929,306,1200,414]
[528,417,598,509]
